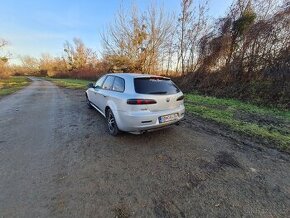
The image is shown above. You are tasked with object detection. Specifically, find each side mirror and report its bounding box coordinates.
[88,83,95,88]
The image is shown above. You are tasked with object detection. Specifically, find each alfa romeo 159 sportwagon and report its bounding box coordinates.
[85,73,185,135]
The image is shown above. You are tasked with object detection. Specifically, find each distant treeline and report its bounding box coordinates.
[0,0,289,108]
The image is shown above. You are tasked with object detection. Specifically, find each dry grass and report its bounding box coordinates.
[0,76,30,96]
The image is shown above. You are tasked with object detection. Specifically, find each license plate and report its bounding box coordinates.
[159,113,179,123]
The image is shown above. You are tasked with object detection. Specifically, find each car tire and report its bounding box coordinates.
[106,108,120,136]
[86,96,93,109]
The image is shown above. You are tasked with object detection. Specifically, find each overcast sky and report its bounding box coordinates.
[0,0,233,63]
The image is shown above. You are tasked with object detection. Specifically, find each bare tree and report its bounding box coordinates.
[176,0,193,75]
[63,38,97,71]
[0,38,9,62]
[102,4,174,74]
[0,39,8,48]
[20,55,39,75]
[175,0,209,75]
[39,53,66,77]
[0,38,9,78]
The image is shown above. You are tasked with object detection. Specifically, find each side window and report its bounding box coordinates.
[102,76,115,90]
[112,77,125,92]
[95,76,106,88]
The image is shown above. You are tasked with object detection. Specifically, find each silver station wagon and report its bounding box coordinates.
[85,73,185,135]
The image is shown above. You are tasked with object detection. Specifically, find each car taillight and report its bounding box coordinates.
[127,99,157,105]
[177,95,184,101]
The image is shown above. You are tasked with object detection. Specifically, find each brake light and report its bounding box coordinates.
[177,95,184,101]
[127,99,157,105]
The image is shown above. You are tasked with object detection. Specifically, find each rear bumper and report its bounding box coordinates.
[115,105,185,132]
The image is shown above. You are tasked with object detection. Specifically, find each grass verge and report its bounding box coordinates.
[0,76,31,97]
[185,94,290,150]
[47,78,93,89]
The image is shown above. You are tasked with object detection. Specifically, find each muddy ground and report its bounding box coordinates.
[0,78,290,217]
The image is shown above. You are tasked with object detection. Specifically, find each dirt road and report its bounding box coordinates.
[1,78,290,217]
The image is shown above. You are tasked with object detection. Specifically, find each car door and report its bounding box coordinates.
[95,75,115,113]
[89,75,106,110]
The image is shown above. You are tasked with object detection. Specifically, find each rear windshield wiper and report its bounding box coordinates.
[148,91,167,94]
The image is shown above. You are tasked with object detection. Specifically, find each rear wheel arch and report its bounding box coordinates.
[105,100,118,116]
[105,104,122,130]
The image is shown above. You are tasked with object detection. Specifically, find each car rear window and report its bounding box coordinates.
[134,77,180,95]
